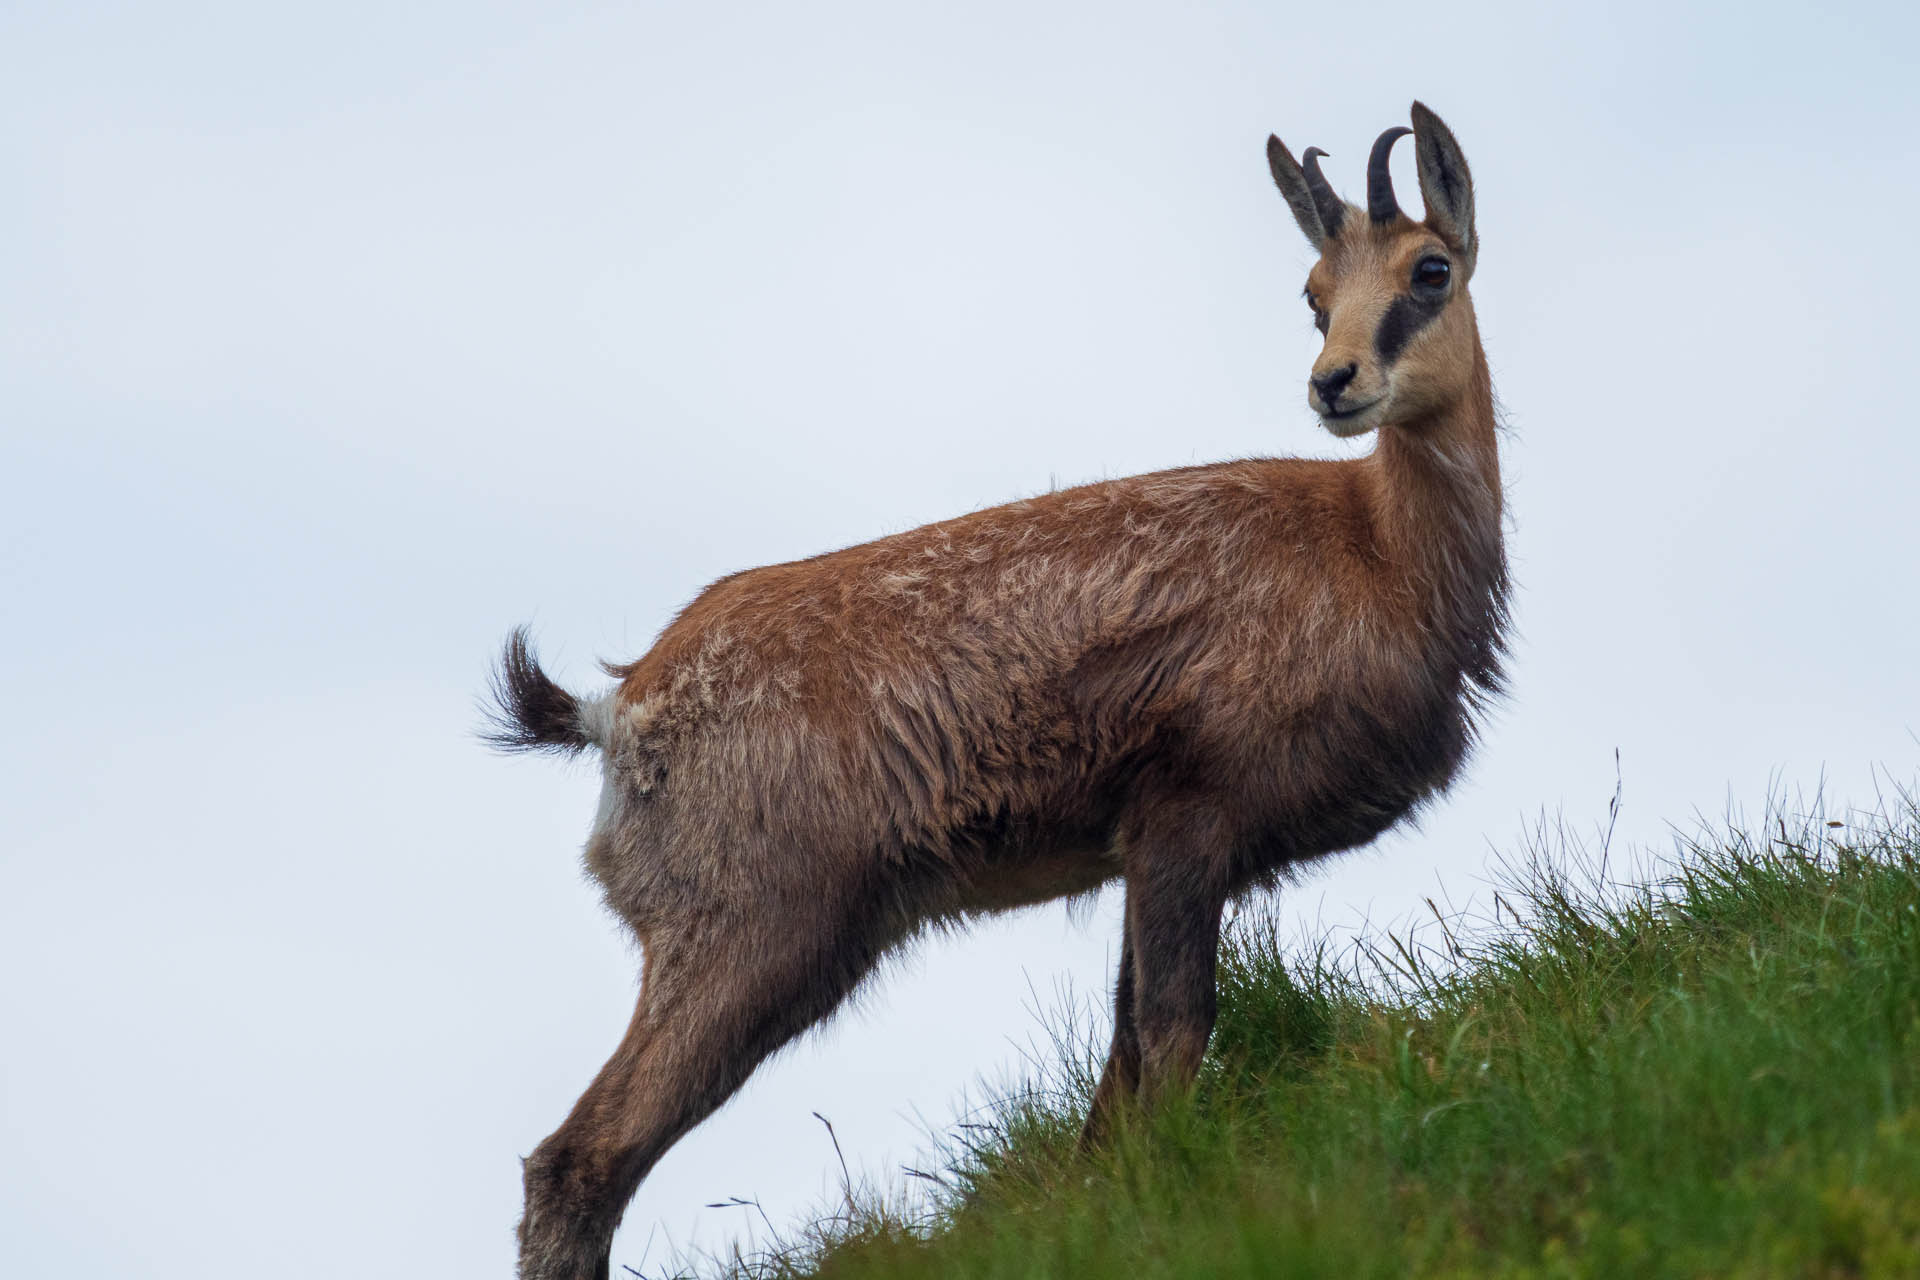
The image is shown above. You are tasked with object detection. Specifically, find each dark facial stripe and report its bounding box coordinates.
[1374,292,1445,364]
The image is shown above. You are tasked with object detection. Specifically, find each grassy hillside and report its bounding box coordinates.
[700,789,1920,1280]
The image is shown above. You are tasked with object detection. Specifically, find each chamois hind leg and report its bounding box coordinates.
[516,911,883,1280]
[1122,806,1231,1109]
[1079,914,1138,1149]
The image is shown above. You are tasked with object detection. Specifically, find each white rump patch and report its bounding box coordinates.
[575,693,616,749]
[590,765,619,838]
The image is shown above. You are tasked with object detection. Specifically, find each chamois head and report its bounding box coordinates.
[1266,102,1479,438]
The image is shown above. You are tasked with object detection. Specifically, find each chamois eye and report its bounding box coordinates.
[1414,257,1451,290]
[1305,294,1329,335]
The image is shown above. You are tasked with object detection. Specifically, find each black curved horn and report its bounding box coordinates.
[1367,126,1412,223]
[1301,147,1346,238]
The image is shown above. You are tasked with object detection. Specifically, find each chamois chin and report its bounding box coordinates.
[489,100,1508,1280]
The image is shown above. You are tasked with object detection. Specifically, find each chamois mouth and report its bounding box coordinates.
[1318,397,1384,436]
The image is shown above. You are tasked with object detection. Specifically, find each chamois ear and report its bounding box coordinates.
[1267,134,1341,250]
[1410,102,1476,278]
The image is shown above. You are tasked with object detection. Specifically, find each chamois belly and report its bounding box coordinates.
[931,798,1127,916]
[950,842,1121,914]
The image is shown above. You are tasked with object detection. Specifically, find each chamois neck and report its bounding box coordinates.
[1360,336,1509,701]
[1366,342,1502,572]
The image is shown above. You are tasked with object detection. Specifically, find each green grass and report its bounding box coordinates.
[689,786,1920,1279]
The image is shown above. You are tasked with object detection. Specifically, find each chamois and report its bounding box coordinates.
[488,100,1508,1280]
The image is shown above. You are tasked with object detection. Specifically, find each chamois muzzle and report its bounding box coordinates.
[1310,363,1359,410]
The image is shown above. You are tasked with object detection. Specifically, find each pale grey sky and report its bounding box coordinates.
[4,1,1918,1275]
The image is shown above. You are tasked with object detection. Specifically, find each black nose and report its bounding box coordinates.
[1311,363,1358,407]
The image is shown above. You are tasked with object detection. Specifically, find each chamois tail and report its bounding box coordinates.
[481,626,606,756]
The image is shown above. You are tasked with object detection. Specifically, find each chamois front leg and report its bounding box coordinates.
[1122,807,1231,1108]
[1080,914,1139,1148]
